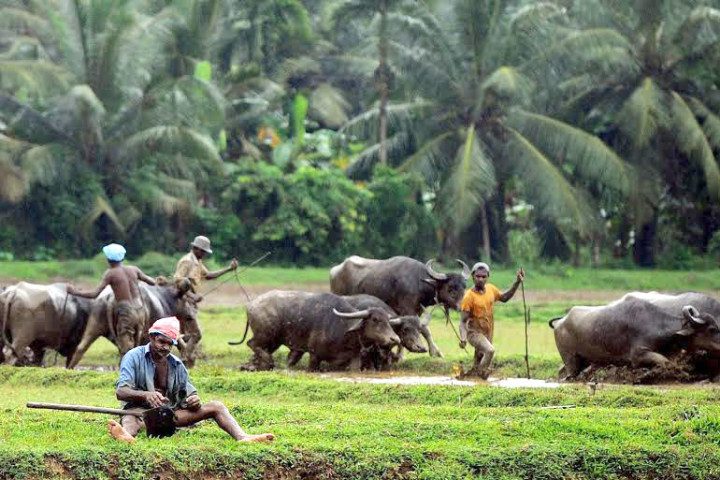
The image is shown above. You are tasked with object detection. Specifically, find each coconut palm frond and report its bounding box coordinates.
[46,85,106,148]
[341,101,430,140]
[398,131,456,183]
[0,7,51,35]
[309,83,350,129]
[388,41,458,99]
[509,2,567,32]
[505,126,591,234]
[616,77,668,148]
[0,93,68,144]
[0,60,71,96]
[19,144,63,186]
[686,96,720,152]
[322,54,378,78]
[507,110,630,193]
[79,194,125,235]
[120,126,221,166]
[670,92,720,199]
[480,66,534,107]
[438,125,496,233]
[675,7,720,53]
[525,28,635,76]
[346,132,412,179]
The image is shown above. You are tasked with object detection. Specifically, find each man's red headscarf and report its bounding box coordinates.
[148,316,180,345]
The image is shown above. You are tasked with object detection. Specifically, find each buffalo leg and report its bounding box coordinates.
[308,355,322,371]
[632,350,670,369]
[179,316,203,367]
[419,325,443,358]
[68,321,105,369]
[557,349,583,379]
[287,350,304,367]
[247,338,274,370]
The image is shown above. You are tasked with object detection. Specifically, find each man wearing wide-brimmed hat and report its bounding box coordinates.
[172,235,238,365]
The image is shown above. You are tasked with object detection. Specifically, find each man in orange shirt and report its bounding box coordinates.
[459,262,524,379]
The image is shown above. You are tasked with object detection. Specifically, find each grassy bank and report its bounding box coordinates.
[1,259,719,291]
[2,368,720,480]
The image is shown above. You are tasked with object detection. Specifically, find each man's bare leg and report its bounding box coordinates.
[174,401,274,442]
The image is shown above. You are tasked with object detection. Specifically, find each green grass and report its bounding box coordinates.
[2,367,720,480]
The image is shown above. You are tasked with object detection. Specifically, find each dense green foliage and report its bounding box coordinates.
[1,0,720,267]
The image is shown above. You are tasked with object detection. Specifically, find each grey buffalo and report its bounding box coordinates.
[241,290,401,371]
[330,256,470,358]
[67,283,198,369]
[284,294,430,370]
[0,282,93,366]
[550,292,720,380]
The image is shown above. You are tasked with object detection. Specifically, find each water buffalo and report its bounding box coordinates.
[330,256,470,357]
[67,283,198,369]
[284,294,429,370]
[550,292,720,380]
[0,282,94,366]
[242,290,401,371]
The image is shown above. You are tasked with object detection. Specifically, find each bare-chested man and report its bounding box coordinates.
[68,243,156,354]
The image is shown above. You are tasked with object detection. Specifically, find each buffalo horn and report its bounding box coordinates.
[425,259,448,281]
[682,305,705,325]
[457,259,471,279]
[389,317,403,327]
[333,308,370,319]
[420,311,432,327]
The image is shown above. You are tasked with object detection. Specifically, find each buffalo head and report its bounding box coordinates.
[676,305,720,356]
[333,307,401,347]
[423,259,470,310]
[390,315,429,353]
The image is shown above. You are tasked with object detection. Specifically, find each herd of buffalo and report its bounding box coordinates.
[2,255,720,382]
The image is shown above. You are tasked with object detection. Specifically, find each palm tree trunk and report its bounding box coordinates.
[633,211,658,267]
[377,1,389,166]
[480,203,491,262]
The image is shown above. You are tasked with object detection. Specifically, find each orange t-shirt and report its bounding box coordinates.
[460,285,501,339]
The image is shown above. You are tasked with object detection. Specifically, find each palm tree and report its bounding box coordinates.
[333,0,413,166]
[0,0,226,249]
[342,0,630,261]
[536,0,720,265]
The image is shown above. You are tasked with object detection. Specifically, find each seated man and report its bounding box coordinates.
[108,316,274,443]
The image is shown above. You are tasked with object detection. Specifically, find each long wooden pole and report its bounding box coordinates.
[27,402,146,417]
[521,272,530,379]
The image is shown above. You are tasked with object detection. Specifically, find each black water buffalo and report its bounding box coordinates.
[67,283,197,369]
[550,292,720,380]
[242,290,401,371]
[0,282,94,366]
[284,294,429,370]
[330,256,470,358]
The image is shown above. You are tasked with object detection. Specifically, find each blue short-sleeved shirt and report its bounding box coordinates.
[116,343,197,409]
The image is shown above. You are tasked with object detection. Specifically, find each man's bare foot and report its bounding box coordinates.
[108,420,136,443]
[238,433,275,443]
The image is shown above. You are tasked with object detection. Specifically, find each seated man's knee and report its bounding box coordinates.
[206,400,227,414]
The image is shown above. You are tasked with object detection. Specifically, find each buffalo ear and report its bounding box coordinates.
[345,318,364,333]
[674,328,695,337]
[422,278,437,287]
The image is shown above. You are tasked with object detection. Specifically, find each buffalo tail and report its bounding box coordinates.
[548,316,563,329]
[228,314,251,346]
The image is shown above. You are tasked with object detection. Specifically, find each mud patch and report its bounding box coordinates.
[573,352,718,385]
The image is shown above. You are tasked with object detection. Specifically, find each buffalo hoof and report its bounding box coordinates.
[430,349,444,358]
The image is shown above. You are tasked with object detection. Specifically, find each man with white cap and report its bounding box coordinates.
[109,316,274,443]
[458,262,524,379]
[68,243,156,355]
[172,235,238,365]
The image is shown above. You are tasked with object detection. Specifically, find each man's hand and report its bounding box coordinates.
[185,394,201,411]
[459,340,467,349]
[516,268,525,284]
[145,391,169,408]
[229,258,239,270]
[66,285,75,295]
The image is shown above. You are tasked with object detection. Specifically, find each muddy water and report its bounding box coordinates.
[321,373,562,388]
